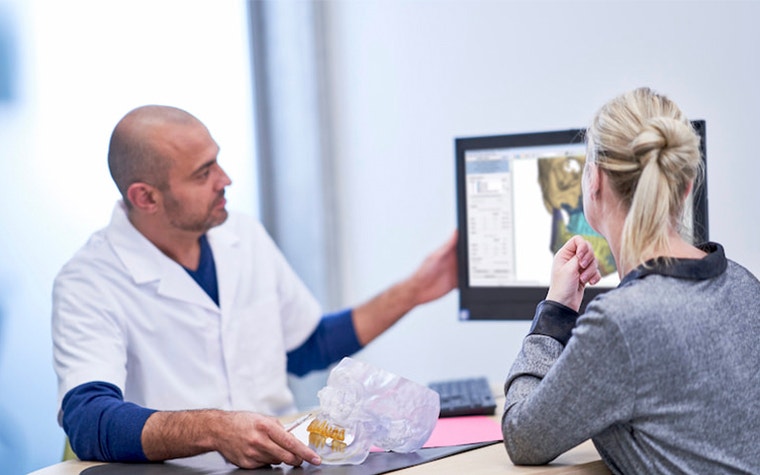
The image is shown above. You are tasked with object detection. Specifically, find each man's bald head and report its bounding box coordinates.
[108,105,205,206]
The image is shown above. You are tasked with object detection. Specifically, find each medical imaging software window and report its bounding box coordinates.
[464,144,620,290]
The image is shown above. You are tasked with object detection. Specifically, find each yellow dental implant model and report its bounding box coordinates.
[307,419,347,452]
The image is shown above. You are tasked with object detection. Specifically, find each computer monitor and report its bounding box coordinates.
[455,121,708,320]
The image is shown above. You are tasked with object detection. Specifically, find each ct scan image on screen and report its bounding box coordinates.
[464,142,619,290]
[455,123,707,320]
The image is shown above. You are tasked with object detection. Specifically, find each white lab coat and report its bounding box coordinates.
[52,202,321,416]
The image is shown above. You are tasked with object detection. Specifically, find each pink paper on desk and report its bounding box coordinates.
[423,416,503,448]
[369,415,503,452]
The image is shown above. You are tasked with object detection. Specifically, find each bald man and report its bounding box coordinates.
[52,105,457,469]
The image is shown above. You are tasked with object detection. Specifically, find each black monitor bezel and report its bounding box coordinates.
[455,121,708,320]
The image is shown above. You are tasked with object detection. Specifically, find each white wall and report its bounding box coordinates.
[3,0,759,471]
[323,0,760,384]
[0,1,256,472]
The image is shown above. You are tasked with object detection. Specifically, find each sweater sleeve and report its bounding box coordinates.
[528,300,580,345]
[286,308,362,377]
[502,299,635,465]
[61,381,156,462]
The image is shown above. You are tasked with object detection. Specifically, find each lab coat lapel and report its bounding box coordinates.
[206,224,241,312]
[155,260,220,311]
[105,202,220,312]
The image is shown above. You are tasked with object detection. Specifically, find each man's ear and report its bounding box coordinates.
[126,182,159,212]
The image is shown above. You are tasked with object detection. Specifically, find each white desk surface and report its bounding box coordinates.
[29,439,608,475]
[30,391,611,475]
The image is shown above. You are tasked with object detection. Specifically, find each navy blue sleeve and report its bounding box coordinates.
[61,381,156,462]
[528,300,580,346]
[287,308,363,377]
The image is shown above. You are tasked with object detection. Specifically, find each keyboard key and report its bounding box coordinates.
[429,376,497,417]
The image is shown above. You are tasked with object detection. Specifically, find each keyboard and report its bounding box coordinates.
[428,376,497,417]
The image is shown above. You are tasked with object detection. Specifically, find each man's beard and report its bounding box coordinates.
[164,193,228,233]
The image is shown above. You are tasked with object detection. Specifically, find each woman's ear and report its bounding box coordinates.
[684,180,694,200]
[593,164,605,199]
[584,161,602,200]
[126,182,159,212]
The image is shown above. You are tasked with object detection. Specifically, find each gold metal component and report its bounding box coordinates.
[307,419,348,452]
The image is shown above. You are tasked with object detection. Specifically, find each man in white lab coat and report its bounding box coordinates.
[52,105,457,469]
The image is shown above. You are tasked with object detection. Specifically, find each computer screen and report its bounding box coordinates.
[455,121,708,320]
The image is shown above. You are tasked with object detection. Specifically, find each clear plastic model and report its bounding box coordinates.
[306,357,440,465]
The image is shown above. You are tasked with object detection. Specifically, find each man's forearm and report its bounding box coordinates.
[142,409,322,469]
[141,409,222,461]
[352,279,419,346]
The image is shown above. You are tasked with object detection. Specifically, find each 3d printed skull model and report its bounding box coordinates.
[306,357,440,465]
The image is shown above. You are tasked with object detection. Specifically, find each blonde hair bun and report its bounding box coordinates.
[632,116,700,175]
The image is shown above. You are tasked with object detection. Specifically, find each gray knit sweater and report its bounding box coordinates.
[502,243,760,474]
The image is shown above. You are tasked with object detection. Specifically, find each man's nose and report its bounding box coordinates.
[216,166,232,188]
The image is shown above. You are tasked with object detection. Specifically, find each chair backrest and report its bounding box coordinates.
[63,437,78,461]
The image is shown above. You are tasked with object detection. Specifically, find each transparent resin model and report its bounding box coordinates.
[306,357,440,465]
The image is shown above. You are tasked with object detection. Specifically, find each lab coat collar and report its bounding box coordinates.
[206,217,242,312]
[105,201,240,312]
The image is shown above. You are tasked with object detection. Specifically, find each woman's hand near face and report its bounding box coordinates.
[546,235,602,311]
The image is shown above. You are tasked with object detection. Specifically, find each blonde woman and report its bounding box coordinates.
[502,87,760,474]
